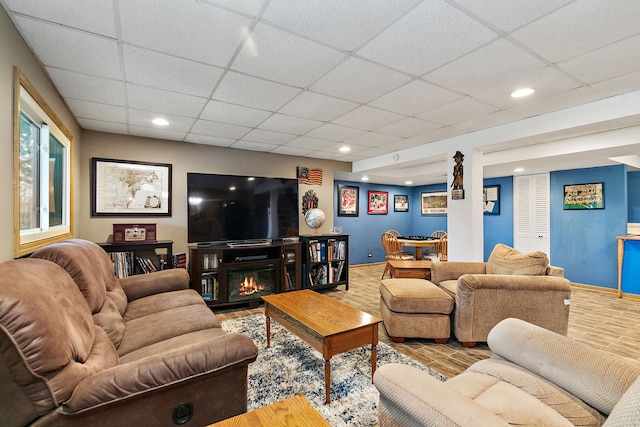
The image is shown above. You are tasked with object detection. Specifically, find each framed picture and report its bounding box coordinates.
[421,191,447,215]
[564,182,604,210]
[368,191,388,214]
[91,158,172,216]
[394,194,409,212]
[337,184,359,216]
[483,185,500,214]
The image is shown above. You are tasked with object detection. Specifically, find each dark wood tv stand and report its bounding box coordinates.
[189,241,301,308]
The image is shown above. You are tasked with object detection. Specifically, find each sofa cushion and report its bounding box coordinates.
[486,243,549,275]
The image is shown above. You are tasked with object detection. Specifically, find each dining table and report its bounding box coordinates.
[397,236,439,260]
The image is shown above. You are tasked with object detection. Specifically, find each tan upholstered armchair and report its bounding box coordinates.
[430,244,571,347]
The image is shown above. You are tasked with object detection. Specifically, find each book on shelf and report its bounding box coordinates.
[201,273,218,301]
[173,252,187,269]
[136,257,158,274]
[108,251,135,278]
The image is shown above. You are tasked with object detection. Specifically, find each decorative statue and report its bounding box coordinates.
[451,151,464,190]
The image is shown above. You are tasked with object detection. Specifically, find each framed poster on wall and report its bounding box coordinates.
[563,182,604,210]
[483,185,500,214]
[337,184,359,216]
[368,191,388,214]
[421,191,447,215]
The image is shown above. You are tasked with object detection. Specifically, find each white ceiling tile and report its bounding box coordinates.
[213,71,302,111]
[417,97,500,126]
[376,118,441,138]
[14,16,121,79]
[369,79,461,116]
[200,101,272,127]
[128,125,187,142]
[119,0,251,67]
[66,99,126,123]
[46,68,126,106]
[77,118,128,134]
[241,128,297,144]
[128,109,196,132]
[358,0,498,75]
[3,0,117,37]
[283,136,331,149]
[123,46,224,96]
[452,109,524,132]
[279,91,358,121]
[592,70,640,98]
[126,84,208,117]
[452,0,574,33]
[185,133,236,147]
[231,140,279,152]
[270,145,313,156]
[424,38,547,95]
[508,86,602,118]
[344,132,401,148]
[231,23,346,87]
[191,119,251,139]
[305,123,366,142]
[258,113,323,135]
[470,66,583,110]
[262,0,419,51]
[510,0,640,62]
[200,0,266,17]
[333,105,404,131]
[310,57,412,103]
[558,34,640,85]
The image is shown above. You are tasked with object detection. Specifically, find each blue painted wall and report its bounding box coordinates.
[550,165,627,288]
[628,171,640,222]
[483,176,514,260]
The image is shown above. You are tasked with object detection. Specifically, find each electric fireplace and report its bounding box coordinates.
[227,262,277,303]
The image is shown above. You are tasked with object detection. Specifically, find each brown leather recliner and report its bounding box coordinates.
[0,239,258,426]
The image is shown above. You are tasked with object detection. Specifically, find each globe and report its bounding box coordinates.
[305,208,326,232]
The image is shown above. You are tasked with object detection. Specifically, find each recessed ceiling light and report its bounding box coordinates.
[510,88,535,98]
[361,176,369,181]
[513,167,525,172]
[405,180,413,185]
[152,118,170,126]
[339,146,351,153]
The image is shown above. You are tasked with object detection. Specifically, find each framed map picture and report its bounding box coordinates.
[91,158,172,216]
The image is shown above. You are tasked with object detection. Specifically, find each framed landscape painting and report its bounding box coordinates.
[421,191,447,215]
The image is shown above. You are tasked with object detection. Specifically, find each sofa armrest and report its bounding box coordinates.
[430,261,486,285]
[489,318,640,416]
[120,268,190,301]
[374,364,509,426]
[65,332,258,412]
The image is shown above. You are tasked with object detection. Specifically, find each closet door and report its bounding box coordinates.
[514,174,550,256]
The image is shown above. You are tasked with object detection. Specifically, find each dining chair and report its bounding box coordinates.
[435,234,448,261]
[424,230,447,257]
[386,229,414,257]
[381,232,415,279]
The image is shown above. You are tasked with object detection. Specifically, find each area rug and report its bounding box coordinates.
[222,314,447,426]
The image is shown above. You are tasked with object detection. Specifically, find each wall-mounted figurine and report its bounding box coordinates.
[301,190,318,215]
[451,150,465,200]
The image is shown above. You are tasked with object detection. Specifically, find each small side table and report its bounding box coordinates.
[388,260,433,280]
[208,394,330,426]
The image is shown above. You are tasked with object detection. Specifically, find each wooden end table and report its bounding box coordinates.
[208,394,330,426]
[388,259,432,280]
[262,290,382,404]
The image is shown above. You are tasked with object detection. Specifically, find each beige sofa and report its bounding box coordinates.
[0,239,258,426]
[374,317,640,426]
[430,243,572,347]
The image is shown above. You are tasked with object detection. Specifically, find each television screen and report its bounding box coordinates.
[187,173,299,244]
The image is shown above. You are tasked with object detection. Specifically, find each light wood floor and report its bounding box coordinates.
[213,263,640,378]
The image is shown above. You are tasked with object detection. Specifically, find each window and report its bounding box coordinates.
[14,68,73,257]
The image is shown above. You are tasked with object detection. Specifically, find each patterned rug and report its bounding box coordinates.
[222,314,447,426]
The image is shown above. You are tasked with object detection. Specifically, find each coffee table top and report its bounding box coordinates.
[262,290,381,337]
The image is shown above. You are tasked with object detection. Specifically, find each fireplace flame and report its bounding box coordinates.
[238,276,265,296]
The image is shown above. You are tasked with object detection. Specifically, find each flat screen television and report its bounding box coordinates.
[187,172,299,244]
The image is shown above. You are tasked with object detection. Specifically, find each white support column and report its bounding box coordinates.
[447,149,484,261]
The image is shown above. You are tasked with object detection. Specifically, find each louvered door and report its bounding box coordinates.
[514,174,550,256]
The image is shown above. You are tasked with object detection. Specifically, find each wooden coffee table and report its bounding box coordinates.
[208,394,330,426]
[262,290,382,404]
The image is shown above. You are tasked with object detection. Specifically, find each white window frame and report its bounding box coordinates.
[13,68,73,257]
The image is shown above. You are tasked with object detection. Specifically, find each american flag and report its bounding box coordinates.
[297,167,323,185]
